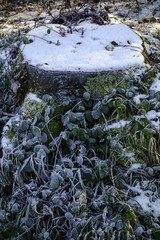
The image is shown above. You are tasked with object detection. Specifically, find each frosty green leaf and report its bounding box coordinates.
[32,126,41,138]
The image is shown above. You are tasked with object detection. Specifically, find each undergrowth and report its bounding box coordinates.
[1,15,160,240]
[0,84,160,239]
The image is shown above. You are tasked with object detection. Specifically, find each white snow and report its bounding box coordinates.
[1,137,13,152]
[133,94,148,104]
[1,115,20,152]
[135,110,160,129]
[128,181,160,218]
[105,119,130,130]
[150,73,160,92]
[21,23,144,72]
[26,93,42,102]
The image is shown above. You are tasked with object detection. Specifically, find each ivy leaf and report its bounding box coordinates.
[72,127,89,140]
[76,156,83,165]
[37,149,46,159]
[65,212,73,220]
[64,168,73,179]
[32,126,41,138]
[23,37,30,44]
[116,143,123,154]
[21,120,29,131]
[86,111,93,122]
[83,92,90,101]
[92,108,101,120]
[62,157,74,168]
[47,29,51,34]
[117,104,126,116]
[62,113,70,126]
[34,145,50,154]
[45,106,51,115]
[14,150,24,161]
[71,228,78,238]
[101,105,109,115]
[45,115,50,123]
[50,171,60,190]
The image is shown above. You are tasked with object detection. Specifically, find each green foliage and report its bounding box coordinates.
[0,32,28,114]
[84,72,129,97]
[1,20,160,239]
[1,78,160,239]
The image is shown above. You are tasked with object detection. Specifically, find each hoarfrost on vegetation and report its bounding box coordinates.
[150,73,160,92]
[128,181,160,218]
[133,94,148,104]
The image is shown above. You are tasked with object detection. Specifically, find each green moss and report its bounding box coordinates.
[21,94,46,118]
[44,117,63,140]
[84,72,127,97]
[5,129,15,140]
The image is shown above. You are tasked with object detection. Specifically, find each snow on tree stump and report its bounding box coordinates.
[21,23,145,100]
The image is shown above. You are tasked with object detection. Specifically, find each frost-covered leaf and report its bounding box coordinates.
[62,157,74,168]
[71,228,78,239]
[39,132,48,143]
[62,113,70,126]
[0,210,6,221]
[45,106,51,115]
[134,226,144,236]
[65,212,73,220]
[72,127,89,140]
[11,203,20,214]
[34,145,50,154]
[76,156,83,165]
[92,108,101,120]
[86,111,93,122]
[42,190,51,199]
[45,115,50,123]
[64,168,73,179]
[75,112,84,121]
[101,105,109,115]
[14,150,24,161]
[21,120,29,131]
[116,143,123,154]
[37,149,46,159]
[44,231,49,239]
[32,126,41,138]
[110,140,117,148]
[83,92,90,101]
[50,171,60,190]
[116,219,123,230]
[43,94,52,101]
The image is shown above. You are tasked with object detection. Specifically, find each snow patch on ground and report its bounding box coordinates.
[128,181,160,218]
[21,23,144,72]
[150,73,160,92]
[27,93,42,102]
[105,120,130,130]
[135,110,160,129]
[133,94,148,104]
